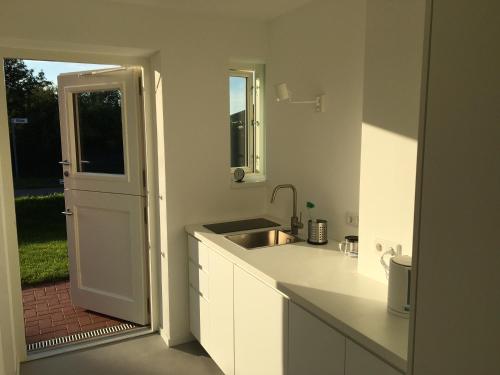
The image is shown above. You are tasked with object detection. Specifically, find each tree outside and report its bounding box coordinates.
[5,59,62,186]
[4,59,67,286]
[5,59,121,286]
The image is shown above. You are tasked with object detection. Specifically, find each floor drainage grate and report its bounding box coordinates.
[27,323,137,352]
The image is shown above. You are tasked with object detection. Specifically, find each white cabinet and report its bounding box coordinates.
[189,286,210,349]
[188,235,210,272]
[234,266,288,375]
[188,235,403,375]
[208,249,234,375]
[188,235,211,351]
[188,235,234,374]
[345,339,402,375]
[289,302,346,375]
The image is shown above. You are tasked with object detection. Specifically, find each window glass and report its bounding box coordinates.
[73,89,125,174]
[229,76,248,168]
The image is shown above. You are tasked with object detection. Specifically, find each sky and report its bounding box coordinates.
[24,59,246,115]
[24,60,119,85]
[229,76,246,115]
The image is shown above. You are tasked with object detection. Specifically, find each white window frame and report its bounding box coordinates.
[229,66,265,181]
[229,69,254,173]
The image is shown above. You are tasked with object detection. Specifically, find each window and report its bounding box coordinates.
[229,67,264,176]
[73,89,125,174]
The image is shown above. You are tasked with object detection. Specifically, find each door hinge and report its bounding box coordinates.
[144,205,148,224]
[147,298,151,314]
[138,76,143,96]
[142,169,147,188]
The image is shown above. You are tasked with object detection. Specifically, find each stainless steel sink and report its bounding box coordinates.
[225,229,303,250]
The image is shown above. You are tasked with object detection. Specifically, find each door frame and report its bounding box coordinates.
[0,46,161,362]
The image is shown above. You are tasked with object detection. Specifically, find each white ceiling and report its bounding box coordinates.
[104,0,315,21]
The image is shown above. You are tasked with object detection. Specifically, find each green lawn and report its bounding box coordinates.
[14,177,62,190]
[15,193,69,286]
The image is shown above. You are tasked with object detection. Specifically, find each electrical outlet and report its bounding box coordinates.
[346,212,359,227]
[376,238,403,279]
[375,238,402,255]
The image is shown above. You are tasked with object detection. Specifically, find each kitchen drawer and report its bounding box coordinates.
[189,286,210,349]
[189,260,209,299]
[188,235,210,272]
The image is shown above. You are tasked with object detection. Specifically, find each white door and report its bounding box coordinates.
[58,68,149,325]
[58,68,144,196]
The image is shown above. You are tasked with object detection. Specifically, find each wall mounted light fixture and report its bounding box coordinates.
[274,82,326,112]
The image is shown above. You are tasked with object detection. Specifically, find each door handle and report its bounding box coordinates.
[61,209,73,216]
[59,160,71,166]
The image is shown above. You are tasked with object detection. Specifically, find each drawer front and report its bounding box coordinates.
[189,260,209,300]
[188,235,210,272]
[189,286,210,349]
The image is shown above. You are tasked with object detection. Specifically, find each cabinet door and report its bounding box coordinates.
[234,266,288,375]
[289,302,345,375]
[345,339,402,375]
[189,286,210,349]
[188,236,210,350]
[209,250,234,375]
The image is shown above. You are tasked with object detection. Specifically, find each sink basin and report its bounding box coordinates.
[203,218,280,234]
[225,229,303,250]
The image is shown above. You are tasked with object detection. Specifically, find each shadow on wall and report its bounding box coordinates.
[362,0,425,141]
[356,0,426,283]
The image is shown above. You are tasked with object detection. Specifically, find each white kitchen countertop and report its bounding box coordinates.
[185,216,409,372]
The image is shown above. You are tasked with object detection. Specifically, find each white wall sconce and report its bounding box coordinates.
[274,82,326,113]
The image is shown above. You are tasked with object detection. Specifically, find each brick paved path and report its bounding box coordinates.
[23,280,129,345]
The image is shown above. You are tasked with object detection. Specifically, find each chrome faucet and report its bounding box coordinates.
[270,184,303,235]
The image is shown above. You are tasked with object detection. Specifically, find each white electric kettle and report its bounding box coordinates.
[387,255,412,318]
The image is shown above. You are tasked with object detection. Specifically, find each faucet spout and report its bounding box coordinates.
[270,184,302,235]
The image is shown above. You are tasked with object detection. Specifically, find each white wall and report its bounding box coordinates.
[266,0,366,242]
[0,55,24,375]
[411,0,500,373]
[357,0,425,283]
[0,330,5,375]
[0,0,269,347]
[0,251,17,375]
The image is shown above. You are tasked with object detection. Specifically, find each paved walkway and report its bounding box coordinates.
[23,280,129,345]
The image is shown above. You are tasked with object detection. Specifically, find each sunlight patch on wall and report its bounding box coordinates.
[357,122,418,284]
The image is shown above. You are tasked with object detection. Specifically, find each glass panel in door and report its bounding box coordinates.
[73,89,125,174]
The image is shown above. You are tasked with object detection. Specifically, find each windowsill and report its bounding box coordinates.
[230,173,267,189]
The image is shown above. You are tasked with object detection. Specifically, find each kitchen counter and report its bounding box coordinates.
[185,217,409,372]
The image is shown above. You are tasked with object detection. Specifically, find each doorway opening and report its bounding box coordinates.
[4,58,151,354]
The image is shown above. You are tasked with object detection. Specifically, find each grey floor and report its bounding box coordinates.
[21,334,223,375]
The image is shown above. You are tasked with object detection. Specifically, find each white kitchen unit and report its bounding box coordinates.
[234,265,288,375]
[289,302,345,375]
[188,236,210,349]
[186,219,408,374]
[188,235,234,374]
[346,339,402,375]
[208,247,234,375]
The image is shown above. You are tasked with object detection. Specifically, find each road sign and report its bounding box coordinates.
[10,118,29,124]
